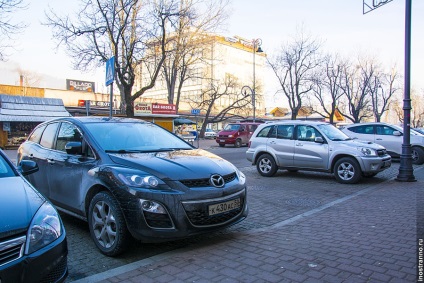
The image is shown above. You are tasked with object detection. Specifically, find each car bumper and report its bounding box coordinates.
[122,186,248,242]
[359,156,392,173]
[0,234,68,283]
[216,137,236,144]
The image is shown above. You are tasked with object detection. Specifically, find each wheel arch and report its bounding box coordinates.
[330,154,363,173]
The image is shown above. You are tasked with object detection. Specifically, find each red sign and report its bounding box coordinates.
[152,104,177,115]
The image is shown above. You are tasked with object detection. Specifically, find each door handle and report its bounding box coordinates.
[296,143,303,146]
[376,138,382,141]
[28,154,34,159]
[47,159,55,164]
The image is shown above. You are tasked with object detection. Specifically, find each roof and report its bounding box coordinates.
[0,94,71,122]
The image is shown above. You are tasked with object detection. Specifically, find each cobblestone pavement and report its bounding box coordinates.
[6,141,422,283]
[70,139,422,283]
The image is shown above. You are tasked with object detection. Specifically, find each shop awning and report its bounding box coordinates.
[0,94,71,122]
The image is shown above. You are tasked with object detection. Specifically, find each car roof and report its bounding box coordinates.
[343,122,392,128]
[41,116,151,125]
[263,120,329,126]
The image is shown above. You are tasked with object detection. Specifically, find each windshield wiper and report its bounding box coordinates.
[105,149,146,153]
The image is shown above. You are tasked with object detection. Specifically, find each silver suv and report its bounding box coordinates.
[246,120,392,184]
[340,122,424,165]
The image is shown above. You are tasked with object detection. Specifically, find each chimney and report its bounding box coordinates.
[20,75,24,87]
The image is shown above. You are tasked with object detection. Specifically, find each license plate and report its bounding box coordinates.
[220,139,225,143]
[209,198,240,216]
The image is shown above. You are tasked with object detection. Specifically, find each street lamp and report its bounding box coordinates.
[241,38,263,122]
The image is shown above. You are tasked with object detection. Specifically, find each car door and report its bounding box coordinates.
[293,125,329,169]
[375,125,403,156]
[47,121,97,213]
[25,122,60,198]
[267,124,295,166]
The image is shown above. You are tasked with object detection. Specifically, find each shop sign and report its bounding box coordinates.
[78,100,110,108]
[67,79,96,92]
[134,103,177,115]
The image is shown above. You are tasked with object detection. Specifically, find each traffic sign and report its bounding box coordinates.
[105,57,115,86]
[191,109,200,115]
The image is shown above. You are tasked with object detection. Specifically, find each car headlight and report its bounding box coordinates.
[26,202,63,254]
[116,169,164,188]
[236,168,246,185]
[358,147,378,157]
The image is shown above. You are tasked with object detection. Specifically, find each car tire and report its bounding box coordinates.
[333,157,362,184]
[234,139,242,148]
[257,154,278,177]
[412,147,424,165]
[88,191,131,256]
[219,143,225,147]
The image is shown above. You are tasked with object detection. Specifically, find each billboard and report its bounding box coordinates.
[134,103,176,115]
[66,79,96,92]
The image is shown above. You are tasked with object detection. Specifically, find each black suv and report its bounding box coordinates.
[18,117,248,256]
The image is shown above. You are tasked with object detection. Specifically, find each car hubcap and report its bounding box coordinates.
[337,162,355,181]
[259,159,272,173]
[92,201,117,248]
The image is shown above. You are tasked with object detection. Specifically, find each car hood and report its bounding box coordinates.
[337,139,385,150]
[108,149,237,180]
[0,177,44,236]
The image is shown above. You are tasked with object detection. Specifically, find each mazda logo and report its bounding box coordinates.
[210,174,225,188]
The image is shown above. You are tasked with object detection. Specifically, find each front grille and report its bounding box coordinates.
[180,172,237,188]
[377,149,387,157]
[0,235,26,266]
[182,190,245,227]
[143,211,173,228]
[40,256,68,283]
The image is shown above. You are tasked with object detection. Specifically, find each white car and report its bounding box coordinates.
[340,122,424,165]
[204,128,217,139]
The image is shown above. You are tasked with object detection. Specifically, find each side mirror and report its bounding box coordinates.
[18,160,39,176]
[393,131,402,136]
[314,137,324,143]
[65,141,83,155]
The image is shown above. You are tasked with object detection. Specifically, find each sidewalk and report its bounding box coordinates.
[74,165,422,282]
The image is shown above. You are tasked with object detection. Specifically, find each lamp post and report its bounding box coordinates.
[241,39,263,122]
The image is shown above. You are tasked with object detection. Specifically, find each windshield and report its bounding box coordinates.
[0,153,15,178]
[86,122,193,152]
[223,124,240,131]
[317,124,351,141]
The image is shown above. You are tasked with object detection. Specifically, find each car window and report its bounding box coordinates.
[55,122,83,152]
[349,125,374,134]
[257,126,273,138]
[39,123,59,149]
[376,125,397,135]
[86,122,193,152]
[0,154,15,178]
[272,124,294,139]
[28,125,46,143]
[250,125,258,132]
[224,124,240,131]
[297,125,319,142]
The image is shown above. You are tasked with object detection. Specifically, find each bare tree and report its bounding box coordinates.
[309,54,345,124]
[268,31,321,120]
[394,89,424,127]
[191,73,252,137]
[44,0,183,117]
[368,68,400,122]
[338,58,375,123]
[0,0,27,61]
[161,0,228,113]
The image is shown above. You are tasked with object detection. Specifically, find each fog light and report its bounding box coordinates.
[140,200,167,214]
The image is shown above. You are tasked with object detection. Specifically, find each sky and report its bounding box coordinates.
[0,0,423,106]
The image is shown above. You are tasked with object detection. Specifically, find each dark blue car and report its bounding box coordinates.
[0,149,68,283]
[17,117,248,256]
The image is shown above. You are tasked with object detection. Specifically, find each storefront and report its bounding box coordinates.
[0,94,71,149]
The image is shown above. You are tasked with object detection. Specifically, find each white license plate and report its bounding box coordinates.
[208,198,241,216]
[220,139,225,143]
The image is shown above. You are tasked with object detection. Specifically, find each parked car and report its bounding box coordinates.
[217,122,263,147]
[246,120,391,184]
[17,117,248,256]
[340,122,424,165]
[203,128,217,139]
[0,149,68,283]
[413,127,424,135]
